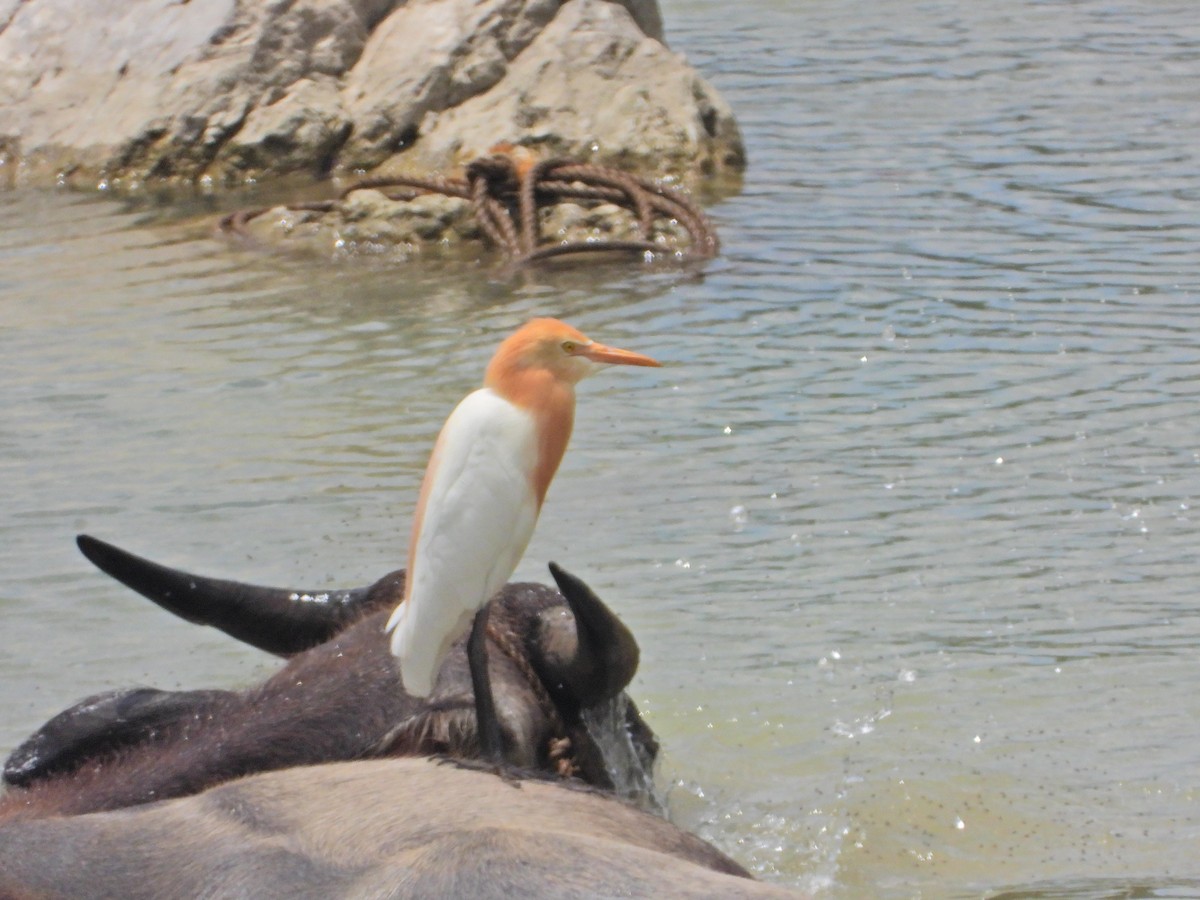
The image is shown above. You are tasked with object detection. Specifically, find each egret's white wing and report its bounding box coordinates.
[387,388,539,696]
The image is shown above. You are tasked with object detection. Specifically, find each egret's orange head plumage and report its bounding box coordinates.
[479,317,660,508]
[484,317,661,402]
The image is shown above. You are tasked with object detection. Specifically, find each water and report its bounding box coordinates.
[582,693,665,814]
[3,0,1200,896]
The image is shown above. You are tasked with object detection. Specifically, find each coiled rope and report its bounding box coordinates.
[219,151,719,265]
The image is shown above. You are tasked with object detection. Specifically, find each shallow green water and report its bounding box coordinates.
[3,1,1200,896]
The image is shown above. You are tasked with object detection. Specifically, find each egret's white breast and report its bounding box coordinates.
[387,388,541,696]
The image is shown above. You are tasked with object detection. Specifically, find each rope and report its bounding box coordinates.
[218,150,719,266]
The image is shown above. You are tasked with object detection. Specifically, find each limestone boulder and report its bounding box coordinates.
[0,0,742,191]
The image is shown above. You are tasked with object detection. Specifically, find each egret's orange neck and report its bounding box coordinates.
[486,364,577,509]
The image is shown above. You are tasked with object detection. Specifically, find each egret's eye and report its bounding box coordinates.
[561,340,577,354]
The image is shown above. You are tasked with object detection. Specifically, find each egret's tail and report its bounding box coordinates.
[385,603,437,698]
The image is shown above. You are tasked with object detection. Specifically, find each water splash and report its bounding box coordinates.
[581,693,666,815]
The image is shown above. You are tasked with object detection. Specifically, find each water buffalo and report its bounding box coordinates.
[0,756,804,898]
[2,535,656,819]
[0,537,808,897]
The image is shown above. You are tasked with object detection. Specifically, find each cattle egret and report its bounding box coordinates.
[386,318,660,756]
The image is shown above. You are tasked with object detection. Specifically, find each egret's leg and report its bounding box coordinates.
[467,603,504,764]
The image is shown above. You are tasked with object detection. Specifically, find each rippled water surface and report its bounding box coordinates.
[3,1,1199,897]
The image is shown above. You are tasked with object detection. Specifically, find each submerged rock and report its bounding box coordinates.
[0,0,744,192]
[220,153,719,264]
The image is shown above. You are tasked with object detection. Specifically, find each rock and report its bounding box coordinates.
[219,152,720,263]
[333,189,479,256]
[232,191,480,260]
[0,0,743,191]
[230,183,700,263]
[400,1,739,178]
